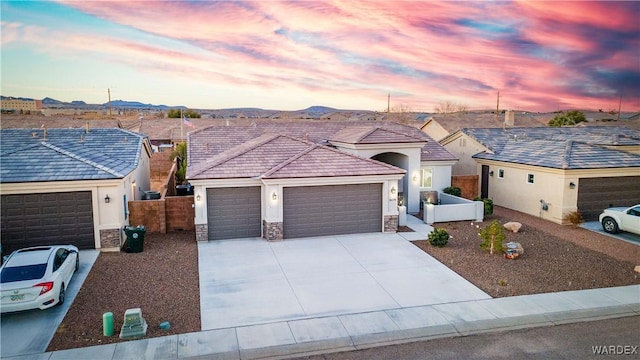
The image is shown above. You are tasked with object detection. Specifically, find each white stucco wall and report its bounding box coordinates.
[442,134,488,176]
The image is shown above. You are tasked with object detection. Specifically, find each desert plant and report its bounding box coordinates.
[170,142,188,184]
[428,228,449,247]
[473,197,494,216]
[443,186,462,197]
[563,210,584,227]
[498,278,508,287]
[479,220,506,255]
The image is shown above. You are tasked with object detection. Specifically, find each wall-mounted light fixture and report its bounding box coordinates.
[412,175,418,183]
[390,186,397,195]
[272,192,278,201]
[196,194,201,202]
[489,171,494,177]
[569,182,576,189]
[104,195,110,203]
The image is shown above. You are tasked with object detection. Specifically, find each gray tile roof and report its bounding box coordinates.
[465,126,640,169]
[1,128,148,183]
[187,133,405,180]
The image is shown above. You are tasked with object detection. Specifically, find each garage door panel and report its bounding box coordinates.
[578,176,640,221]
[207,187,261,240]
[283,184,382,239]
[1,191,95,254]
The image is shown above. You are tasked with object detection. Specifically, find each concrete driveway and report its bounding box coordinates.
[0,250,99,358]
[198,233,491,331]
[580,221,640,245]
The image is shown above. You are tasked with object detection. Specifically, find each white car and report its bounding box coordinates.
[599,204,640,235]
[0,245,79,313]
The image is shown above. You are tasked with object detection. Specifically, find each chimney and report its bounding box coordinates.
[505,110,515,127]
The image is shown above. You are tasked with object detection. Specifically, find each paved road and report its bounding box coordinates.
[293,316,640,360]
[0,250,99,358]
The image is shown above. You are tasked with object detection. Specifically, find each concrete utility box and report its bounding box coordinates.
[119,308,148,340]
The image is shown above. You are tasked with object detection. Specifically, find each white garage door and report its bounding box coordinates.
[283,184,382,239]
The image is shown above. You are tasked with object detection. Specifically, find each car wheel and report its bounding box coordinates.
[75,255,79,272]
[601,217,619,234]
[58,284,65,306]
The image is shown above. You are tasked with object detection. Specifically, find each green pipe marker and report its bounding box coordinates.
[103,312,114,337]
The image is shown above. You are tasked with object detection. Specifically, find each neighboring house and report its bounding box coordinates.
[187,122,457,241]
[440,126,640,223]
[0,128,153,254]
[421,111,548,141]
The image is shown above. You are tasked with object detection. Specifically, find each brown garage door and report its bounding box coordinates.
[283,184,382,239]
[1,191,95,254]
[207,187,261,240]
[577,176,640,221]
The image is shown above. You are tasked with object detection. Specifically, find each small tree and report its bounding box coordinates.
[170,142,187,184]
[547,110,586,127]
[479,220,506,255]
[168,108,201,118]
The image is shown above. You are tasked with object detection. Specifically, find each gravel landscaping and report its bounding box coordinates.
[47,206,639,351]
[47,231,200,352]
[412,206,640,297]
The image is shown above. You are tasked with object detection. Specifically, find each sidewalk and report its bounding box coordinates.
[11,285,638,360]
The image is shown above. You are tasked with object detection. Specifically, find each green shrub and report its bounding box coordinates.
[428,228,449,247]
[479,220,506,255]
[443,186,462,197]
[473,197,494,216]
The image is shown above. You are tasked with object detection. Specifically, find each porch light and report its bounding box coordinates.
[196,194,201,202]
[489,171,494,177]
[412,175,418,182]
[569,182,576,189]
[390,187,396,195]
[104,195,110,203]
[272,192,278,201]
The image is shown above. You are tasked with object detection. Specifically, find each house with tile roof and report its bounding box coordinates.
[440,126,640,224]
[0,127,153,254]
[187,121,457,241]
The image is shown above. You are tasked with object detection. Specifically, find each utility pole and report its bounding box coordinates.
[617,96,622,121]
[496,91,500,122]
[387,93,390,114]
[108,88,112,117]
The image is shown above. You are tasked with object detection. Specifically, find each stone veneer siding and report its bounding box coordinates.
[195,224,208,242]
[100,228,121,249]
[263,220,283,241]
[384,215,398,232]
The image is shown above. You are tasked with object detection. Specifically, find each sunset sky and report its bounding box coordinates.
[1,1,638,112]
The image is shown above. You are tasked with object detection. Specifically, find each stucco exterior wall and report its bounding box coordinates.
[421,120,450,141]
[442,134,488,175]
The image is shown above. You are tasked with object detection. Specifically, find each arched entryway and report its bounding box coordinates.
[372,152,409,206]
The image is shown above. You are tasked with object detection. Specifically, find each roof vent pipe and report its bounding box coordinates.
[85,122,90,134]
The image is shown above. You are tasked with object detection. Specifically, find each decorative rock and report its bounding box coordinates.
[159,321,171,330]
[634,265,640,273]
[503,222,522,233]
[503,242,524,260]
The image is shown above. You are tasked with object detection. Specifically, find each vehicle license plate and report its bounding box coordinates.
[11,294,24,301]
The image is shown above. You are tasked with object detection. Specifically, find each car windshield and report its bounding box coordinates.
[1,264,47,283]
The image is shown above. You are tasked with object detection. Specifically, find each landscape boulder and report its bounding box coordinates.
[503,221,522,233]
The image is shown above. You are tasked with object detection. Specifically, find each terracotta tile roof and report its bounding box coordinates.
[328,126,426,144]
[188,133,404,180]
[261,143,406,179]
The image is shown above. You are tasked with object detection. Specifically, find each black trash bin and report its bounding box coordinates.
[123,225,146,253]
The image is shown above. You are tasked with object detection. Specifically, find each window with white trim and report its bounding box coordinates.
[421,168,433,188]
[498,169,504,178]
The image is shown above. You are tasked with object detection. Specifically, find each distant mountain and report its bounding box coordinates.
[103,99,171,110]
[302,106,338,112]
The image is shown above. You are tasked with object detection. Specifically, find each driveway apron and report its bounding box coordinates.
[199,233,490,330]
